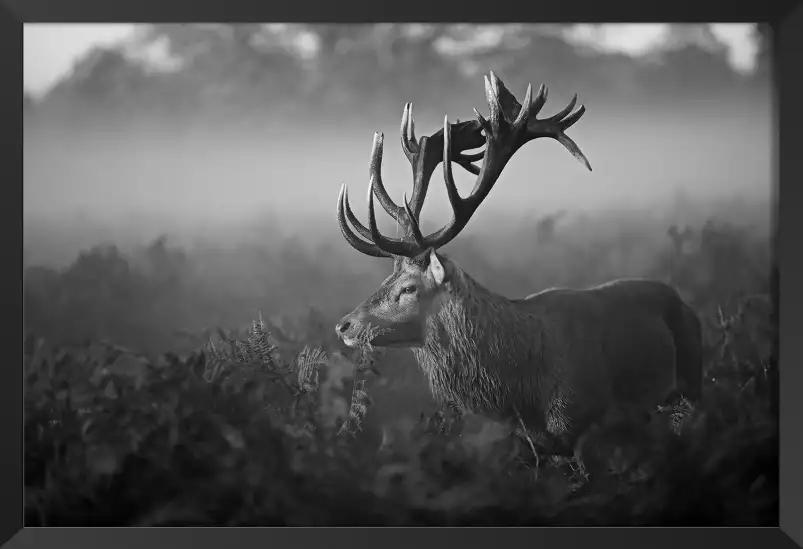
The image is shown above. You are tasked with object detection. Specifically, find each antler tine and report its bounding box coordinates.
[367,176,422,256]
[342,186,373,241]
[531,84,548,115]
[547,93,576,123]
[337,184,392,258]
[441,115,461,214]
[513,83,533,129]
[408,105,417,146]
[400,103,419,160]
[527,93,592,171]
[561,104,586,130]
[400,103,411,153]
[484,74,504,132]
[369,132,407,225]
[402,192,427,249]
[414,73,591,251]
[400,102,430,221]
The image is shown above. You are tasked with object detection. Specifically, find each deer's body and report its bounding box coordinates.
[413,263,702,444]
[334,71,704,455]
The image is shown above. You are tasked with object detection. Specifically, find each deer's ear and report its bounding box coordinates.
[428,249,447,286]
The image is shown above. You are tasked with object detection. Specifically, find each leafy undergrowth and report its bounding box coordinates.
[24,301,778,526]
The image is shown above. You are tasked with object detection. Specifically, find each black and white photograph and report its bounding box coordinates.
[22,23,779,527]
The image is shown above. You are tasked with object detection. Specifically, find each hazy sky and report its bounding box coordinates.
[23,23,760,96]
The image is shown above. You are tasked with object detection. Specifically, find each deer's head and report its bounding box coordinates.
[335,250,454,348]
[335,71,592,349]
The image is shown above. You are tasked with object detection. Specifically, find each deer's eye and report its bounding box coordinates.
[401,285,417,295]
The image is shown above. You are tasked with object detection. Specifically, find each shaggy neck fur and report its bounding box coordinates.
[411,265,548,421]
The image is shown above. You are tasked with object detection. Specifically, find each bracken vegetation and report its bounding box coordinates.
[23,205,777,526]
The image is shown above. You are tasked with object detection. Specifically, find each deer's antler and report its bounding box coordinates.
[338,71,592,258]
[338,104,485,258]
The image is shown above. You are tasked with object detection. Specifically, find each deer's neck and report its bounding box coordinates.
[411,269,546,417]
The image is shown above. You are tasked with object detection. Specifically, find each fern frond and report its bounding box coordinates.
[203,338,229,383]
[297,346,325,395]
[338,378,373,435]
[248,311,278,368]
[234,340,252,363]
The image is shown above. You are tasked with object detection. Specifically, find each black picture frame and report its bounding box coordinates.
[4,1,800,547]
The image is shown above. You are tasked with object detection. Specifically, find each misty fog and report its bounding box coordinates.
[24,96,773,267]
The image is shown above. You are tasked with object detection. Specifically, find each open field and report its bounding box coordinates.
[23,201,777,526]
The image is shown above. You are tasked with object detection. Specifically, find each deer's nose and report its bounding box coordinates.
[336,320,352,334]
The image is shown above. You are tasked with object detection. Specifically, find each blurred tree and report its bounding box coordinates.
[52,47,152,110]
[299,24,383,109]
[33,23,760,129]
[752,24,772,80]
[387,24,469,109]
[23,91,37,124]
[448,25,608,102]
[649,46,739,98]
[640,25,740,100]
[23,91,36,109]
[299,24,468,116]
[139,24,304,117]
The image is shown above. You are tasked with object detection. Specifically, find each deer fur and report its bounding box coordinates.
[338,249,703,451]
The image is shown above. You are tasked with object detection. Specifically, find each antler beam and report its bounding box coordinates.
[338,71,592,259]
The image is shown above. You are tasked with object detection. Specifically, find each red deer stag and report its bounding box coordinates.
[334,72,703,460]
